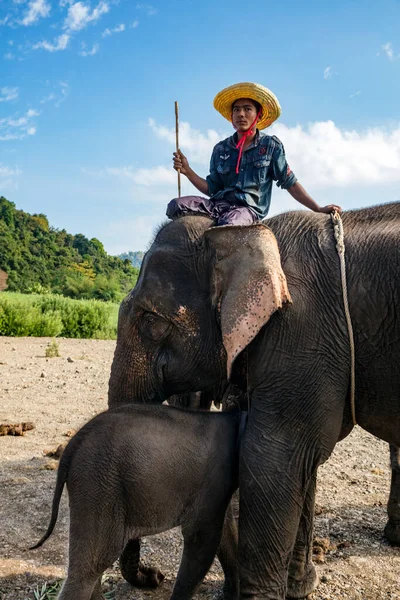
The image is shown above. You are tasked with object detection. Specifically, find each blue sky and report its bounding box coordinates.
[1,0,400,253]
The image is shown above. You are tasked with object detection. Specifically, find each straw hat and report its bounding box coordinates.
[213,82,281,130]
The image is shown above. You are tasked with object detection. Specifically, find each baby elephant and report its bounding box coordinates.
[32,404,243,600]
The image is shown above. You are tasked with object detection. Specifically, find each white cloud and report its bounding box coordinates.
[39,81,69,106]
[136,4,157,16]
[79,42,99,56]
[0,87,19,102]
[32,33,70,51]
[131,19,139,28]
[40,92,55,104]
[4,53,14,60]
[0,108,40,141]
[382,42,394,61]
[64,1,109,31]
[21,0,51,26]
[149,118,222,165]
[0,163,22,191]
[349,90,361,99]
[102,23,125,37]
[269,120,400,188]
[107,165,176,186]
[101,215,162,255]
[323,66,333,80]
[56,81,70,106]
[0,165,22,177]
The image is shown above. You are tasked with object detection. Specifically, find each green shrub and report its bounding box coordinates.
[0,297,62,337]
[92,324,117,340]
[0,292,118,339]
[36,295,111,338]
[31,311,63,337]
[26,282,51,295]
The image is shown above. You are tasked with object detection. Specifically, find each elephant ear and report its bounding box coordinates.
[205,223,292,379]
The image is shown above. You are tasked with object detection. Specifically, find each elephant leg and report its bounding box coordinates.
[62,506,124,600]
[119,538,165,588]
[286,473,318,598]
[171,522,224,600]
[58,576,101,600]
[217,501,239,600]
[239,415,324,599]
[384,445,400,545]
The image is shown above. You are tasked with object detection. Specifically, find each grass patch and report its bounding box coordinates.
[45,339,60,358]
[30,581,61,600]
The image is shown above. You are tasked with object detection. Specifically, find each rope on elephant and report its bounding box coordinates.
[331,211,357,426]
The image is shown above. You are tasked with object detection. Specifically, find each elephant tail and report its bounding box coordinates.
[29,453,69,550]
[29,422,91,550]
[29,411,106,550]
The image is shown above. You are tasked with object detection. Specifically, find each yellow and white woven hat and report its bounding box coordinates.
[213,82,281,130]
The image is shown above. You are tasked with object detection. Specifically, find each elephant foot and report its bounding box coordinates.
[120,556,165,588]
[384,519,400,546]
[286,561,319,599]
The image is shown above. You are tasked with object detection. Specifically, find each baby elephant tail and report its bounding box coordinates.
[29,450,70,550]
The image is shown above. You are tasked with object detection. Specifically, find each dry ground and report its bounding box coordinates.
[0,337,399,599]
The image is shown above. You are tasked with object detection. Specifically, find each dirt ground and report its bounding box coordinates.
[0,337,399,600]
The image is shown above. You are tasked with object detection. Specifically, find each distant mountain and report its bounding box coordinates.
[118,251,144,269]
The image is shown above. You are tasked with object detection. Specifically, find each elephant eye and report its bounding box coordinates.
[141,312,171,341]
[144,312,158,325]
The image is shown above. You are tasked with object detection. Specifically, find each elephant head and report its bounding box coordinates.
[108,215,291,407]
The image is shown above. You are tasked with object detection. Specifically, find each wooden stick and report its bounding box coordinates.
[175,101,181,198]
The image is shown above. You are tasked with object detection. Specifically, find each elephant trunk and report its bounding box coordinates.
[108,333,162,407]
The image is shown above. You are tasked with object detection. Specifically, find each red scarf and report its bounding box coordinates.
[235,109,262,174]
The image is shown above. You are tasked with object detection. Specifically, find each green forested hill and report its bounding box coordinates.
[0,196,139,301]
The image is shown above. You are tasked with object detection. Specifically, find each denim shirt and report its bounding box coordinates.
[206,130,297,218]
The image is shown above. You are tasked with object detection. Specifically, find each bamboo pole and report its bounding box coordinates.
[175,101,181,198]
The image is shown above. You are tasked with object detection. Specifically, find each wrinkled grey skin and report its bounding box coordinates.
[31,404,240,600]
[109,204,400,600]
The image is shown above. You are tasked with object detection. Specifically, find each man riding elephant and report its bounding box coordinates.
[168,81,342,224]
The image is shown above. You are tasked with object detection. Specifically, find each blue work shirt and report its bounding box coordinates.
[206,130,297,218]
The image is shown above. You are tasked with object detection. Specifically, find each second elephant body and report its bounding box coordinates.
[32,404,241,600]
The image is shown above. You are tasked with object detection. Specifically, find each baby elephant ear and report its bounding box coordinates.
[205,223,292,379]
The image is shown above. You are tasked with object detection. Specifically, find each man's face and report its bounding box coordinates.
[231,98,259,132]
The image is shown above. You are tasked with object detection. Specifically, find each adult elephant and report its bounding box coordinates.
[108,203,400,599]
